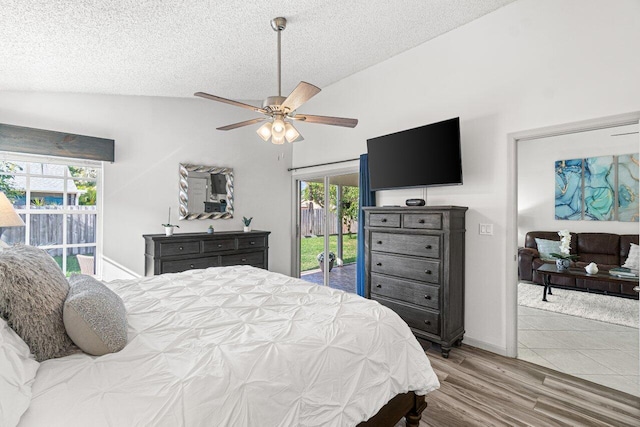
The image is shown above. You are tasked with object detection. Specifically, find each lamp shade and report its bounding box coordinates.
[0,192,24,227]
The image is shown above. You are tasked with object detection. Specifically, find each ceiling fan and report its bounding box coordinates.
[195,17,358,144]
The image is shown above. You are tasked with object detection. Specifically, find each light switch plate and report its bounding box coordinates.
[479,223,494,235]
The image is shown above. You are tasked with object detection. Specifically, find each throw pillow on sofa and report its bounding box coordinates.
[534,238,561,261]
[622,243,640,271]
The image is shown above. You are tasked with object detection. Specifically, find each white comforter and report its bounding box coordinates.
[19,266,439,427]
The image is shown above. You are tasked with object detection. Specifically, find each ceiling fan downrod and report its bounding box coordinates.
[271,17,287,98]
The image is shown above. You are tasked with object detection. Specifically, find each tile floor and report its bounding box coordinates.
[518,305,640,396]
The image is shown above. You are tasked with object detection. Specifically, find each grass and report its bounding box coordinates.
[300,234,357,271]
[53,255,82,276]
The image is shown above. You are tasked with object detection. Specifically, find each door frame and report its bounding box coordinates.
[506,111,640,357]
[290,165,359,280]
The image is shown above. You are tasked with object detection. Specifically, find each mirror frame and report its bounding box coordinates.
[178,163,234,220]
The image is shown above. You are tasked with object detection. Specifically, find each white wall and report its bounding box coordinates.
[518,123,639,245]
[292,0,640,353]
[0,92,293,277]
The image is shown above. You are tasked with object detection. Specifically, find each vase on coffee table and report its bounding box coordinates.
[556,258,570,272]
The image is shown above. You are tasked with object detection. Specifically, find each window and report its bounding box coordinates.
[0,153,102,276]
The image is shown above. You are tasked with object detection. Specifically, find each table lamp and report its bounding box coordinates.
[0,192,24,247]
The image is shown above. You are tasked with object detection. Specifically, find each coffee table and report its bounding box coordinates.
[535,264,639,302]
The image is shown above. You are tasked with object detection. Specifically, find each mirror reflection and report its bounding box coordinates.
[178,163,234,220]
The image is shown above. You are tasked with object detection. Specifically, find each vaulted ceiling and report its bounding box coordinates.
[0,0,516,100]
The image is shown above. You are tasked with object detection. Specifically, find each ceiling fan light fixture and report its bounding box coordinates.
[272,134,286,145]
[272,117,286,137]
[256,122,272,141]
[284,122,301,143]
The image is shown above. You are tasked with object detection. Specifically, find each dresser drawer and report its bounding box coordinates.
[161,256,217,273]
[371,253,440,284]
[371,232,440,258]
[369,213,400,228]
[403,214,442,230]
[220,251,264,267]
[237,236,266,250]
[373,296,440,335]
[159,241,201,257]
[202,238,236,253]
[370,273,440,310]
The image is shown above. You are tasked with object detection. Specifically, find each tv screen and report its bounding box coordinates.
[367,117,462,191]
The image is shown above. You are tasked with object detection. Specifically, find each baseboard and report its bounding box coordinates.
[101,256,141,281]
[462,336,509,357]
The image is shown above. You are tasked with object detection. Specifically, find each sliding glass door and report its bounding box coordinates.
[295,171,358,292]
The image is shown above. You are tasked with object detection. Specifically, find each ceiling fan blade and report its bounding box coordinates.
[281,82,321,112]
[293,114,358,128]
[217,117,266,131]
[194,92,267,114]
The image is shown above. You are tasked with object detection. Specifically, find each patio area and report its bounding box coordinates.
[300,262,357,294]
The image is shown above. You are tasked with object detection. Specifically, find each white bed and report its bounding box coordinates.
[17,266,439,426]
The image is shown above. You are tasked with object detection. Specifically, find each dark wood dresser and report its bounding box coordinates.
[143,230,270,276]
[364,206,467,358]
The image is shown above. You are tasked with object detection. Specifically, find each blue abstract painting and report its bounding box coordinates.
[584,155,615,221]
[555,159,582,220]
[617,153,639,222]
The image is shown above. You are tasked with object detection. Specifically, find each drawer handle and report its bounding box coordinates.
[250,241,256,245]
[179,246,184,251]
[376,262,382,266]
[419,219,425,224]
[376,284,382,288]
[381,218,387,223]
[241,258,247,262]
[377,240,382,244]
[425,295,432,300]
[425,269,432,275]
[424,320,431,325]
[425,245,432,249]
[189,264,194,268]
[217,244,223,248]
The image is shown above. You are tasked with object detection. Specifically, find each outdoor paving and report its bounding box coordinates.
[301,263,357,294]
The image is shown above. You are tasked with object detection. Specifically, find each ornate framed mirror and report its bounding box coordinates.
[178,163,234,220]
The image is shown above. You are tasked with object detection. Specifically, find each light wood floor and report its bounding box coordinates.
[418,344,640,426]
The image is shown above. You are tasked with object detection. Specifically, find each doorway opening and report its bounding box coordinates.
[295,171,359,293]
[509,114,640,397]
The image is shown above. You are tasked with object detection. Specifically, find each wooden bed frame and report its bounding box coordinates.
[357,392,426,427]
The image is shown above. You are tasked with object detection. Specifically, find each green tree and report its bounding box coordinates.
[0,162,23,201]
[302,182,359,236]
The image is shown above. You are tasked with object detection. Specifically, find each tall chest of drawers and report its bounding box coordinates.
[364,206,467,358]
[143,231,270,276]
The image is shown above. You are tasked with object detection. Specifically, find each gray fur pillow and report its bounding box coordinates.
[0,245,76,361]
[64,275,127,356]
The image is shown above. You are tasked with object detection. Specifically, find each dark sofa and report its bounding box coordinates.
[518,231,639,298]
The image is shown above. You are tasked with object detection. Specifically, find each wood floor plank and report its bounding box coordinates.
[418,344,640,427]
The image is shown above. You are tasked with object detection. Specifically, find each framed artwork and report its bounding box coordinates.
[583,155,614,221]
[554,153,638,222]
[617,153,639,222]
[555,159,583,220]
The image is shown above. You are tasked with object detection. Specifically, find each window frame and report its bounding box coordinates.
[0,151,103,276]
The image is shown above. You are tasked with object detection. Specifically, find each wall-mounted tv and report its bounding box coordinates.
[367,117,462,191]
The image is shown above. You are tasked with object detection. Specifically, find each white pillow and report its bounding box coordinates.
[535,238,561,261]
[622,243,640,271]
[0,318,40,427]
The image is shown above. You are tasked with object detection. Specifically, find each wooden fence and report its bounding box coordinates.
[0,208,96,256]
[300,209,357,237]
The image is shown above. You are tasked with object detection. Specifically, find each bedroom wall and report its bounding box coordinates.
[518,123,639,246]
[291,0,640,354]
[0,93,293,277]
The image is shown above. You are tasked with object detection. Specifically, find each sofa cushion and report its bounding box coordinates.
[620,235,639,263]
[575,233,620,265]
[622,243,639,271]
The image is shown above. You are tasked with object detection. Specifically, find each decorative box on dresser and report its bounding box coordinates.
[364,206,467,358]
[143,230,270,276]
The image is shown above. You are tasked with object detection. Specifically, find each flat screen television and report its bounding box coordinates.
[367,117,462,191]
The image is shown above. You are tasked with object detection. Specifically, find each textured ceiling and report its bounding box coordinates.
[0,0,516,100]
